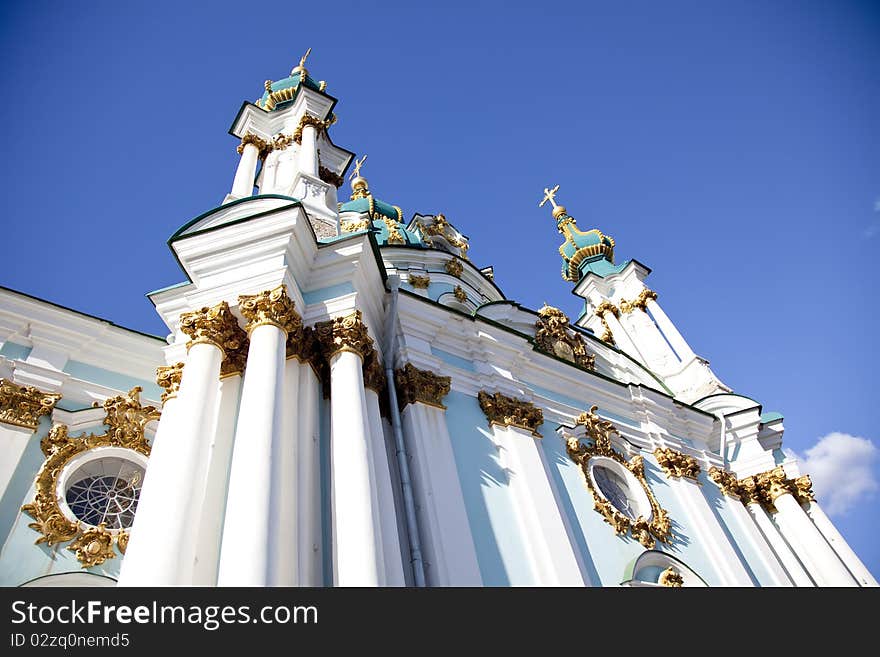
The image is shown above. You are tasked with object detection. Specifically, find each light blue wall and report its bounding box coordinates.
[0,416,121,586]
[443,391,536,585]
[63,360,163,401]
[431,347,476,373]
[303,282,355,305]
[526,382,640,429]
[0,341,32,361]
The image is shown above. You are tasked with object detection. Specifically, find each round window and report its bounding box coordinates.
[589,457,651,520]
[56,447,147,531]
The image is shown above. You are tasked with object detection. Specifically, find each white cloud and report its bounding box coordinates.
[798,433,879,516]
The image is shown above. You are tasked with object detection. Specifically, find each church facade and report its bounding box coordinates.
[0,55,874,587]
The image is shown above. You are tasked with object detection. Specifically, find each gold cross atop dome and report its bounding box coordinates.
[291,47,312,76]
[539,184,567,219]
[350,154,368,181]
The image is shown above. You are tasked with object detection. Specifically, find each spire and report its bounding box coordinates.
[291,47,311,78]
[257,47,326,110]
[349,154,370,200]
[539,184,615,283]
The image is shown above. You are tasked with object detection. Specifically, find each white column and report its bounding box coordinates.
[645,299,696,363]
[329,349,380,586]
[299,124,318,176]
[491,424,587,586]
[622,310,677,371]
[664,475,753,585]
[119,341,223,586]
[723,497,793,586]
[0,423,35,501]
[231,141,260,199]
[803,501,878,586]
[365,388,406,586]
[273,358,300,586]
[772,492,858,586]
[191,374,242,585]
[401,404,482,586]
[296,363,322,586]
[744,501,813,586]
[217,323,287,586]
[603,309,649,364]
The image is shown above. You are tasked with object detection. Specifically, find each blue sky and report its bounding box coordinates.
[2,1,878,582]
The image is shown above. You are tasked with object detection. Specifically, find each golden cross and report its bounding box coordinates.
[350,154,367,180]
[539,184,560,209]
[299,47,312,68]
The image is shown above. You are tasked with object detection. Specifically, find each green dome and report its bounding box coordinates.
[257,71,324,111]
[339,191,422,247]
[555,213,615,283]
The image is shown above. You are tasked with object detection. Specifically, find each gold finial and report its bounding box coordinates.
[350,154,368,181]
[291,47,312,77]
[264,79,273,92]
[349,154,370,199]
[539,184,567,219]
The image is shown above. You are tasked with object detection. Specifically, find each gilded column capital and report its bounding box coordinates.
[708,466,740,498]
[408,273,430,289]
[179,301,249,377]
[395,363,451,410]
[238,285,302,335]
[286,324,319,363]
[293,113,331,144]
[477,390,543,437]
[594,300,619,319]
[619,288,658,314]
[362,351,387,394]
[315,310,374,360]
[792,474,816,504]
[653,446,701,481]
[156,362,184,402]
[237,132,272,159]
[0,378,61,430]
[445,259,463,278]
[736,476,762,506]
[758,466,793,504]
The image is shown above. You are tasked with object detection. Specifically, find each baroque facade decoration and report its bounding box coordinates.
[0,54,873,589]
[20,387,158,567]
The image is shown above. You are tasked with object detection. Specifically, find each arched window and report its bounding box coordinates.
[622,550,707,587]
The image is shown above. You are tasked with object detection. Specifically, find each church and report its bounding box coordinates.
[0,52,874,587]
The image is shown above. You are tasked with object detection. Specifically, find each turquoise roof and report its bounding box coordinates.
[339,197,400,222]
[339,196,422,247]
[578,256,631,279]
[258,72,323,109]
[760,411,784,424]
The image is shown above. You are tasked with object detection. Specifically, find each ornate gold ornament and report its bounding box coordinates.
[340,218,372,233]
[315,310,374,360]
[408,273,430,289]
[653,446,701,481]
[237,133,272,159]
[179,301,249,378]
[445,258,464,277]
[593,300,618,345]
[67,524,116,568]
[292,113,333,145]
[395,363,451,410]
[453,286,467,303]
[238,285,302,335]
[477,391,543,437]
[618,288,658,314]
[21,387,158,567]
[534,305,596,370]
[0,379,61,430]
[659,566,684,587]
[362,350,386,394]
[272,133,295,151]
[707,465,816,511]
[707,466,740,498]
[566,407,674,549]
[155,362,184,403]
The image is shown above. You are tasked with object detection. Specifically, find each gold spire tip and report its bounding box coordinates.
[291,47,312,76]
[349,154,368,182]
[539,184,567,219]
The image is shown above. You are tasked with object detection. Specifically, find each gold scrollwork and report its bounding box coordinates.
[395,363,451,410]
[707,466,740,498]
[618,288,658,314]
[453,286,467,303]
[477,391,544,437]
[566,406,674,549]
[178,301,249,378]
[292,113,333,145]
[237,133,272,159]
[238,285,302,335]
[155,363,184,403]
[534,305,596,370]
[0,379,61,430]
[653,446,701,481]
[315,310,375,360]
[707,465,817,512]
[659,566,684,587]
[408,273,430,289]
[21,387,158,567]
[445,259,464,278]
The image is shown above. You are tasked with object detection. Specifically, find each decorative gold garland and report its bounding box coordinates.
[21,387,159,568]
[566,406,674,548]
